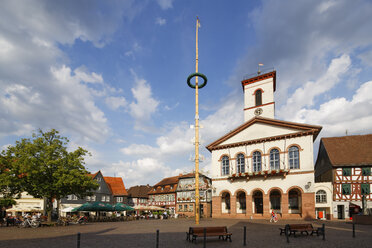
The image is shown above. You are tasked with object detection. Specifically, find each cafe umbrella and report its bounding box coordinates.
[113,203,134,211]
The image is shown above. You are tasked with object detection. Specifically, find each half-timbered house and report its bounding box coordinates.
[315,134,372,219]
[148,175,179,214]
[175,173,212,218]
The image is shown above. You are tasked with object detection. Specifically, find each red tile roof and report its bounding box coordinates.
[322,134,372,166]
[148,175,180,195]
[104,176,128,196]
[87,171,99,178]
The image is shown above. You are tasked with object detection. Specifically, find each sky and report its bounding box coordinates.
[1,0,372,188]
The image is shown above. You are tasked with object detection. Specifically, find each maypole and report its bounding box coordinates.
[187,17,207,225]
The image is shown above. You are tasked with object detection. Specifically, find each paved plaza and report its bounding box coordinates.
[0,218,371,248]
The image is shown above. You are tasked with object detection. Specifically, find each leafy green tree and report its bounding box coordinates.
[2,129,98,222]
[0,153,23,208]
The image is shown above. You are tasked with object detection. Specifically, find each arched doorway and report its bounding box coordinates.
[270,190,281,213]
[221,192,231,214]
[253,190,263,214]
[288,188,301,214]
[236,191,246,214]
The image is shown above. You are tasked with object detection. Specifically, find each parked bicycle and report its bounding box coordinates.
[19,217,40,228]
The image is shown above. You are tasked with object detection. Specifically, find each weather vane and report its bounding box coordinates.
[186,16,207,225]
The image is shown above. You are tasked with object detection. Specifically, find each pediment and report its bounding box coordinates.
[206,117,322,151]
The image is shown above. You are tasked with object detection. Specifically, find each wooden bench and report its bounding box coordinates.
[279,224,321,237]
[186,226,232,243]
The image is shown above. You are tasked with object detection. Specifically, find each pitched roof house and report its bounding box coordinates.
[148,175,180,214]
[315,134,372,219]
[127,185,152,207]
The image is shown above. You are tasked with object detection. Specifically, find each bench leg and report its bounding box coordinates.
[227,235,232,242]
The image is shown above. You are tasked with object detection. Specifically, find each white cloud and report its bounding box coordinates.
[106,158,175,187]
[0,1,145,141]
[156,0,173,10]
[292,80,372,137]
[278,54,351,120]
[105,96,127,110]
[156,17,167,26]
[129,70,160,131]
[1,144,11,152]
[125,42,142,59]
[74,67,103,84]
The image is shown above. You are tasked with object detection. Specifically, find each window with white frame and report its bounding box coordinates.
[106,196,110,202]
[116,197,123,203]
[236,153,245,173]
[316,190,327,203]
[221,156,230,175]
[92,195,96,201]
[253,151,262,172]
[86,196,91,201]
[102,195,106,202]
[288,146,299,169]
[67,195,73,200]
[72,195,78,200]
[270,149,280,170]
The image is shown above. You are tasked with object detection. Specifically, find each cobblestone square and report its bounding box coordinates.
[1,218,371,248]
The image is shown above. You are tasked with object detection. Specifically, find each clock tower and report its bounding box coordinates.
[241,70,276,122]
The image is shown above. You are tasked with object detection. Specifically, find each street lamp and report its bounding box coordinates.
[187,17,207,225]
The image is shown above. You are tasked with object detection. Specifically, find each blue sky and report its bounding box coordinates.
[1,0,372,187]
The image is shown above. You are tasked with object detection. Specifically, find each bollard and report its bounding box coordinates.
[203,228,206,248]
[322,224,325,241]
[156,229,159,248]
[285,224,290,243]
[243,226,247,246]
[77,232,81,248]
[352,223,355,238]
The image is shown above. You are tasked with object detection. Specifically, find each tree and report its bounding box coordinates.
[2,129,98,222]
[0,154,23,209]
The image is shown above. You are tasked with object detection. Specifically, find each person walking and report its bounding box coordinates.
[270,210,278,223]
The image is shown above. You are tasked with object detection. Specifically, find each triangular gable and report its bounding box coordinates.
[206,116,322,151]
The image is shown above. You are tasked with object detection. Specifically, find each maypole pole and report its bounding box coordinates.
[187,17,207,225]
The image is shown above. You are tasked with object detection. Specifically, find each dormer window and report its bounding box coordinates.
[255,90,262,106]
[96,177,102,182]
[161,187,164,190]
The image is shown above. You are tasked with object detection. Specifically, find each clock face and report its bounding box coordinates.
[254,108,263,116]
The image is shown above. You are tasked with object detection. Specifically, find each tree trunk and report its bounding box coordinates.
[47,197,52,222]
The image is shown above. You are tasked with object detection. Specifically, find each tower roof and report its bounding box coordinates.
[241,70,276,92]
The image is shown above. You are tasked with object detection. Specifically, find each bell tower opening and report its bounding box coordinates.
[241,70,276,121]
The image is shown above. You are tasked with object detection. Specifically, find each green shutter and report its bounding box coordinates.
[342,168,351,176]
[342,184,351,195]
[362,167,371,176]
[361,184,370,195]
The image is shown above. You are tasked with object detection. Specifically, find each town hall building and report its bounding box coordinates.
[206,70,322,219]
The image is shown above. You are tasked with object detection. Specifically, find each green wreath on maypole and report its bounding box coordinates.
[187,72,208,89]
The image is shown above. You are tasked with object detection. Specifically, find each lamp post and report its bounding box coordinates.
[187,17,207,225]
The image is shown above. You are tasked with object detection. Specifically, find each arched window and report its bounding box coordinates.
[221,156,230,176]
[255,90,262,106]
[288,189,300,210]
[316,190,327,203]
[253,151,262,172]
[288,146,299,169]
[236,153,245,173]
[270,149,280,170]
